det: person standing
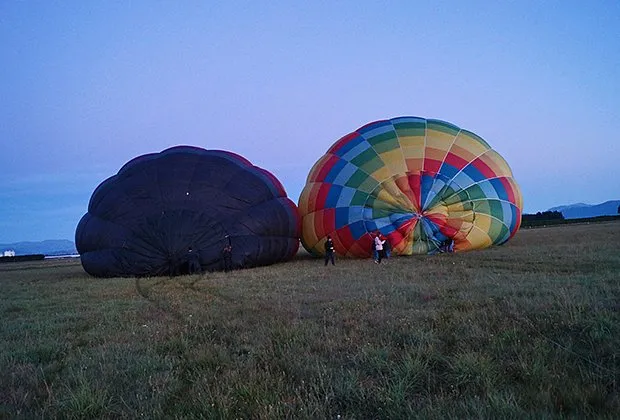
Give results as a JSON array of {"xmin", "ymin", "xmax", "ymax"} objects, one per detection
[
  {"xmin": 186, "ymin": 247, "xmax": 202, "ymax": 274},
  {"xmin": 440, "ymin": 238, "xmax": 454, "ymax": 253},
  {"xmin": 374, "ymin": 234, "xmax": 386, "ymax": 264},
  {"xmin": 324, "ymin": 235, "xmax": 335, "ymax": 266},
  {"xmin": 370, "ymin": 232, "xmax": 378, "ymax": 262},
  {"xmin": 383, "ymin": 236, "xmax": 392, "ymax": 259},
  {"xmin": 222, "ymin": 244, "xmax": 233, "ymax": 272},
  {"xmin": 222, "ymin": 235, "xmax": 233, "ymax": 272}
]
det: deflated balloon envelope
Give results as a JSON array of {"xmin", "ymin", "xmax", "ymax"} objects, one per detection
[
  {"xmin": 76, "ymin": 146, "xmax": 300, "ymax": 277},
  {"xmin": 299, "ymin": 117, "xmax": 523, "ymax": 256}
]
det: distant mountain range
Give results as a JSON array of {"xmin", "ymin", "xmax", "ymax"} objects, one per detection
[
  {"xmin": 548, "ymin": 200, "xmax": 620, "ymax": 219},
  {"xmin": 0, "ymin": 239, "xmax": 77, "ymax": 256}
]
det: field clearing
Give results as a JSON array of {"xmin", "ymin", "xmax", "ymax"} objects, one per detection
[{"xmin": 1, "ymin": 222, "xmax": 619, "ymax": 419}]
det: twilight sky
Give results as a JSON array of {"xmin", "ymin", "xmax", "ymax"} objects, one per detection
[{"xmin": 1, "ymin": 1, "xmax": 619, "ymax": 243}]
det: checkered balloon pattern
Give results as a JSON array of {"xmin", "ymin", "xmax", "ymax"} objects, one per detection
[{"xmin": 298, "ymin": 117, "xmax": 523, "ymax": 257}]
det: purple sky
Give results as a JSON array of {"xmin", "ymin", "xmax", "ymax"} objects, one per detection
[{"xmin": 1, "ymin": 1, "xmax": 619, "ymax": 243}]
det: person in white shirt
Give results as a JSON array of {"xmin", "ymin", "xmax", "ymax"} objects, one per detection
[{"xmin": 374, "ymin": 235, "xmax": 386, "ymax": 264}]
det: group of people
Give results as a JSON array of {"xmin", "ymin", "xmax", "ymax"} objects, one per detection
[
  {"xmin": 183, "ymin": 232, "xmax": 452, "ymax": 273},
  {"xmin": 323, "ymin": 231, "xmax": 392, "ymax": 266},
  {"xmin": 371, "ymin": 231, "xmax": 391, "ymax": 264},
  {"xmin": 177, "ymin": 236, "xmax": 234, "ymax": 275},
  {"xmin": 438, "ymin": 238, "xmax": 455, "ymax": 253}
]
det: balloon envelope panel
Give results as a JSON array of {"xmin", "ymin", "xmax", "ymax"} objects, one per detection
[
  {"xmin": 76, "ymin": 146, "xmax": 300, "ymax": 277},
  {"xmin": 299, "ymin": 117, "xmax": 522, "ymax": 256}
]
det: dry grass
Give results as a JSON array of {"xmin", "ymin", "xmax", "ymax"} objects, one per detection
[{"xmin": 1, "ymin": 222, "xmax": 619, "ymax": 418}]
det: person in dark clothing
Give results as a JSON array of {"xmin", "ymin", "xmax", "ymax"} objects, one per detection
[
  {"xmin": 186, "ymin": 247, "xmax": 202, "ymax": 274},
  {"xmin": 384, "ymin": 237, "xmax": 392, "ymax": 259},
  {"xmin": 324, "ymin": 235, "xmax": 335, "ymax": 266},
  {"xmin": 169, "ymin": 256, "xmax": 181, "ymax": 277},
  {"xmin": 439, "ymin": 238, "xmax": 454, "ymax": 253},
  {"xmin": 222, "ymin": 243, "xmax": 233, "ymax": 272},
  {"xmin": 370, "ymin": 232, "xmax": 378, "ymax": 262}
]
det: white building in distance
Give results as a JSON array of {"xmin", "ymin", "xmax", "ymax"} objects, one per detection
[{"xmin": 3, "ymin": 250, "xmax": 16, "ymax": 257}]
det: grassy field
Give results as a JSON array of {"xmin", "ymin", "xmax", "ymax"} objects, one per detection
[{"xmin": 1, "ymin": 222, "xmax": 619, "ymax": 419}]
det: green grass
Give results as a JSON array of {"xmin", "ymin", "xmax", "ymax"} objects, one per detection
[{"xmin": 1, "ymin": 222, "xmax": 619, "ymax": 419}]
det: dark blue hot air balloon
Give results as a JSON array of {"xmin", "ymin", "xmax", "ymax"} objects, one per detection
[{"xmin": 76, "ymin": 146, "xmax": 300, "ymax": 277}]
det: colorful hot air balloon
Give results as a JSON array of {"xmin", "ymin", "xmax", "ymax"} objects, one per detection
[
  {"xmin": 299, "ymin": 117, "xmax": 523, "ymax": 257},
  {"xmin": 76, "ymin": 146, "xmax": 300, "ymax": 277}
]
